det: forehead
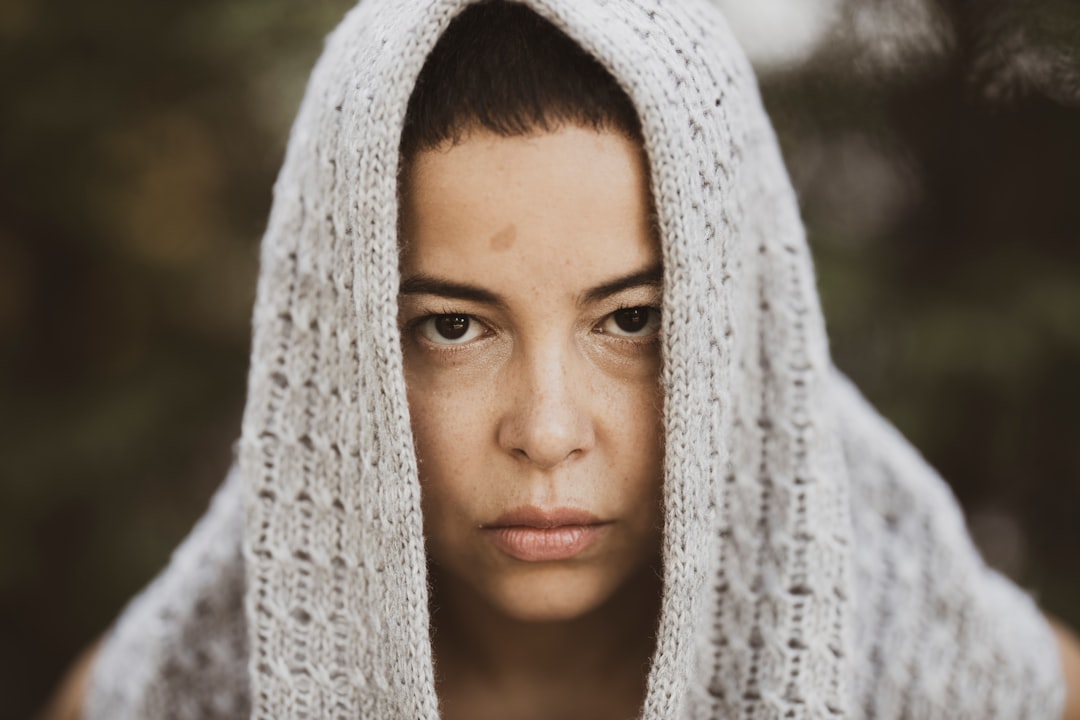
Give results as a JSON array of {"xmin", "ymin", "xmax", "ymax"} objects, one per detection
[{"xmin": 399, "ymin": 125, "xmax": 658, "ymax": 287}]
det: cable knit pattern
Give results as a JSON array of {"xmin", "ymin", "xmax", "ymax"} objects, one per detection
[{"xmin": 85, "ymin": 1, "xmax": 1066, "ymax": 718}]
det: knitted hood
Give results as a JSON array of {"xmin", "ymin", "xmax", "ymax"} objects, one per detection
[{"xmin": 86, "ymin": 1, "xmax": 1065, "ymax": 718}]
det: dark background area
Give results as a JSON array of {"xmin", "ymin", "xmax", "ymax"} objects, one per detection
[{"xmin": 2, "ymin": 1, "xmax": 1077, "ymax": 717}]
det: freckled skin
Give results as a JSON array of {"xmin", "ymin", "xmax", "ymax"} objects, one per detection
[{"xmin": 398, "ymin": 125, "xmax": 664, "ymax": 623}]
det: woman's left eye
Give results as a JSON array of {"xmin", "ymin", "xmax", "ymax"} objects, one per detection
[
  {"xmin": 598, "ymin": 306, "xmax": 661, "ymax": 338},
  {"xmin": 416, "ymin": 314, "xmax": 486, "ymax": 345}
]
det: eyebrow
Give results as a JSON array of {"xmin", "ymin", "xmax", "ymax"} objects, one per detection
[
  {"xmin": 398, "ymin": 262, "xmax": 663, "ymax": 307},
  {"xmin": 398, "ymin": 275, "xmax": 505, "ymax": 307},
  {"xmin": 580, "ymin": 263, "xmax": 663, "ymax": 304}
]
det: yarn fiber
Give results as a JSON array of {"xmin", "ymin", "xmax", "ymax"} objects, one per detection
[{"xmin": 85, "ymin": 0, "xmax": 1066, "ymax": 718}]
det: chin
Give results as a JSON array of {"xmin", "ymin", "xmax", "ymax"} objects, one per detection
[{"xmin": 486, "ymin": 566, "xmax": 618, "ymax": 623}]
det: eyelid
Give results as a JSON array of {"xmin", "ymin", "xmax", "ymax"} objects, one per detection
[
  {"xmin": 411, "ymin": 312, "xmax": 491, "ymax": 347},
  {"xmin": 596, "ymin": 305, "xmax": 662, "ymax": 339},
  {"xmin": 587, "ymin": 284, "xmax": 662, "ymax": 310}
]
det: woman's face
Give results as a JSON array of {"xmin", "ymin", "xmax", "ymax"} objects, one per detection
[{"xmin": 398, "ymin": 125, "xmax": 663, "ymax": 622}]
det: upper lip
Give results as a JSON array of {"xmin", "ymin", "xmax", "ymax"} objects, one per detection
[{"xmin": 485, "ymin": 505, "xmax": 605, "ymax": 529}]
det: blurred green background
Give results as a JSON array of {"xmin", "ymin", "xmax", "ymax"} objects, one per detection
[{"xmin": 1, "ymin": 0, "xmax": 1077, "ymax": 716}]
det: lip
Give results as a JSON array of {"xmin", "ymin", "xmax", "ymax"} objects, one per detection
[{"xmin": 482, "ymin": 506, "xmax": 609, "ymax": 562}]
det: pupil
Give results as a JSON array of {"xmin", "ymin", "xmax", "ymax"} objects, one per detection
[
  {"xmin": 614, "ymin": 307, "xmax": 648, "ymax": 333},
  {"xmin": 436, "ymin": 315, "xmax": 470, "ymax": 340}
]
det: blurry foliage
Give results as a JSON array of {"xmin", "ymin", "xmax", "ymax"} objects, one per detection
[
  {"xmin": 958, "ymin": 0, "xmax": 1080, "ymax": 104},
  {"xmin": 0, "ymin": 1, "xmax": 353, "ymax": 715},
  {"xmin": 764, "ymin": 0, "xmax": 1080, "ymax": 622},
  {"xmin": 1, "ymin": 0, "xmax": 1077, "ymax": 717}
]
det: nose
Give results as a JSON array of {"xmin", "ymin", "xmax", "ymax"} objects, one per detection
[{"xmin": 497, "ymin": 342, "xmax": 596, "ymax": 469}]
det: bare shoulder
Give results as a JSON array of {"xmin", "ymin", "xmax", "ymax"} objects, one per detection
[
  {"xmin": 1050, "ymin": 616, "xmax": 1080, "ymax": 720},
  {"xmin": 38, "ymin": 642, "xmax": 100, "ymax": 720}
]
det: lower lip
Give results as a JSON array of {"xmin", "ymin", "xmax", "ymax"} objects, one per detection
[{"xmin": 485, "ymin": 525, "xmax": 607, "ymax": 562}]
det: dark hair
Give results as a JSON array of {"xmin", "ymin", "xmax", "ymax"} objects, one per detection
[{"xmin": 399, "ymin": 1, "xmax": 643, "ymax": 164}]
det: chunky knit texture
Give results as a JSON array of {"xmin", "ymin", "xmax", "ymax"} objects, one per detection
[{"xmin": 85, "ymin": 0, "xmax": 1066, "ymax": 718}]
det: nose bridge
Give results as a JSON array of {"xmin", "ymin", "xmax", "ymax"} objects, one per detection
[{"xmin": 498, "ymin": 335, "xmax": 594, "ymax": 468}]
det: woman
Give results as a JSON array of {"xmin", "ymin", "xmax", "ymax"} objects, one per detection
[{"xmin": 60, "ymin": 1, "xmax": 1080, "ymax": 718}]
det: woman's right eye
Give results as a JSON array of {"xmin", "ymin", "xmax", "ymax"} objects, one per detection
[{"xmin": 416, "ymin": 314, "xmax": 485, "ymax": 345}]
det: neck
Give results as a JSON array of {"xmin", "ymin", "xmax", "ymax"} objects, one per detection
[{"xmin": 429, "ymin": 561, "xmax": 662, "ymax": 713}]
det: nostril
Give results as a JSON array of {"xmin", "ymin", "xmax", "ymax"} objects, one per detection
[{"xmin": 510, "ymin": 445, "xmax": 584, "ymax": 464}]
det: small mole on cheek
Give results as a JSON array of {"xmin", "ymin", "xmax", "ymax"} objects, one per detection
[{"xmin": 489, "ymin": 223, "xmax": 517, "ymax": 251}]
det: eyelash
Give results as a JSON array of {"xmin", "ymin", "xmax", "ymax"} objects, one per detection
[
  {"xmin": 595, "ymin": 304, "xmax": 662, "ymax": 340},
  {"xmin": 412, "ymin": 312, "xmax": 492, "ymax": 348},
  {"xmin": 406, "ymin": 305, "xmax": 662, "ymax": 350}
]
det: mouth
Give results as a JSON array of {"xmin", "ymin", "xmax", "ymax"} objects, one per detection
[{"xmin": 482, "ymin": 506, "xmax": 610, "ymax": 562}]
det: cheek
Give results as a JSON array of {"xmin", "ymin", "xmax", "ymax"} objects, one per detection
[
  {"xmin": 405, "ymin": 372, "xmax": 495, "ymax": 530},
  {"xmin": 402, "ymin": 340, "xmax": 508, "ymax": 475},
  {"xmin": 631, "ymin": 393, "xmax": 665, "ymax": 510},
  {"xmin": 605, "ymin": 375, "xmax": 663, "ymax": 463},
  {"xmin": 594, "ymin": 375, "xmax": 665, "ymax": 525},
  {"xmin": 406, "ymin": 350, "xmax": 466, "ymax": 451}
]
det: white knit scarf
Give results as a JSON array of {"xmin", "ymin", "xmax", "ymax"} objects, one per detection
[{"xmin": 85, "ymin": 1, "xmax": 1065, "ymax": 718}]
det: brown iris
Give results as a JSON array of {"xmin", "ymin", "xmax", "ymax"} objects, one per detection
[
  {"xmin": 612, "ymin": 307, "xmax": 649, "ymax": 334},
  {"xmin": 434, "ymin": 314, "xmax": 471, "ymax": 340}
]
